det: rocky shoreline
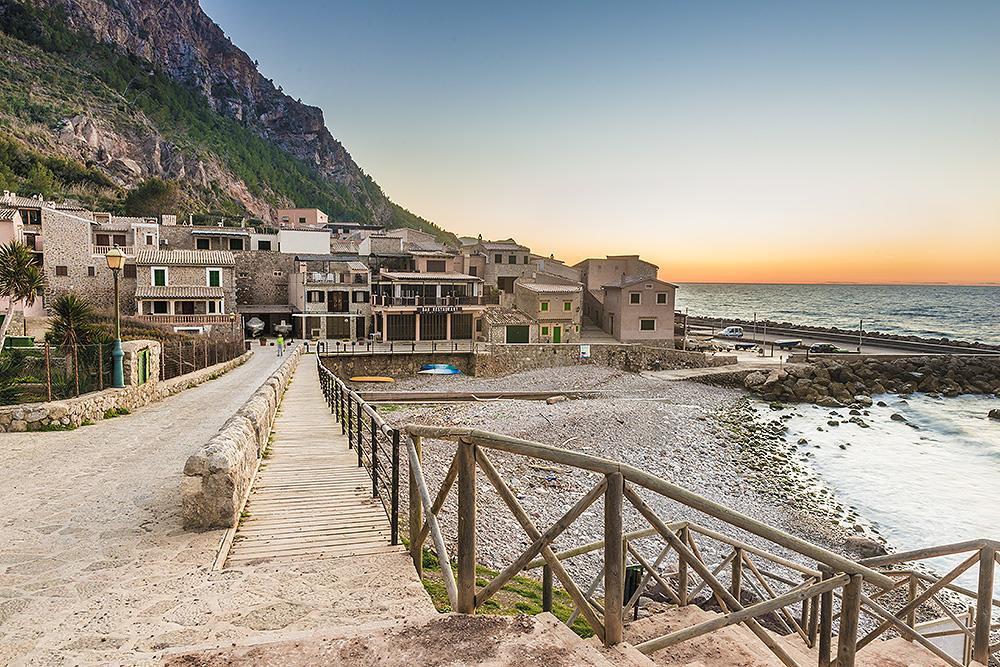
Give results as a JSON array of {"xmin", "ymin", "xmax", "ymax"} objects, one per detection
[{"xmin": 745, "ymin": 354, "xmax": 1000, "ymax": 407}]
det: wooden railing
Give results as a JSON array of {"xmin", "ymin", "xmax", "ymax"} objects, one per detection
[
  {"xmin": 401, "ymin": 424, "xmax": 999, "ymax": 667},
  {"xmin": 317, "ymin": 360, "xmax": 400, "ymax": 545}
]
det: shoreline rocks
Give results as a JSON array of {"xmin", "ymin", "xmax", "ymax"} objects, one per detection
[{"xmin": 748, "ymin": 355, "xmax": 1000, "ymax": 405}]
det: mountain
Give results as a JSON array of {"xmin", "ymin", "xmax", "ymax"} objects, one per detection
[{"xmin": 0, "ymin": 0, "xmax": 454, "ymax": 241}]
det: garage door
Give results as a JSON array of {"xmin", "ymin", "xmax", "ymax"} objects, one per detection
[{"xmin": 505, "ymin": 325, "xmax": 529, "ymax": 343}]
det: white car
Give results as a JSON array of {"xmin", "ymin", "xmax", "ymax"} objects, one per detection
[{"xmin": 718, "ymin": 326, "xmax": 744, "ymax": 339}]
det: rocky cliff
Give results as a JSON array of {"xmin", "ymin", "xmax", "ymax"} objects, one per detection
[{"xmin": 0, "ymin": 0, "xmax": 451, "ymax": 238}]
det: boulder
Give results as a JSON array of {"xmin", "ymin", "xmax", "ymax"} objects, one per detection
[
  {"xmin": 545, "ymin": 395, "xmax": 568, "ymax": 405},
  {"xmin": 989, "ymin": 408, "xmax": 1000, "ymax": 421},
  {"xmin": 816, "ymin": 397, "xmax": 843, "ymax": 408},
  {"xmin": 852, "ymin": 395, "xmax": 873, "ymax": 408},
  {"xmin": 743, "ymin": 371, "xmax": 768, "ymax": 388}
]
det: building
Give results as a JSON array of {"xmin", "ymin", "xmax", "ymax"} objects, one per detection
[
  {"xmin": 371, "ymin": 270, "xmax": 496, "ymax": 342},
  {"xmin": 468, "ymin": 238, "xmax": 533, "ymax": 304},
  {"xmin": 134, "ymin": 250, "xmax": 236, "ymax": 334},
  {"xmin": 574, "ymin": 255, "xmax": 659, "ymax": 327},
  {"xmin": 531, "ymin": 254, "xmax": 582, "ymax": 283},
  {"xmin": 599, "ymin": 276, "xmax": 677, "ymax": 343},
  {"xmin": 513, "ymin": 278, "xmax": 583, "ymax": 344},
  {"xmin": 288, "ymin": 255, "xmax": 371, "ymax": 340},
  {"xmin": 277, "ymin": 208, "xmax": 328, "ymax": 228},
  {"xmin": 481, "ymin": 306, "xmax": 539, "ymax": 344}
]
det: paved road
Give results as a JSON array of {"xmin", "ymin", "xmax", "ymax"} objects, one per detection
[{"xmin": 0, "ymin": 348, "xmax": 429, "ymax": 665}]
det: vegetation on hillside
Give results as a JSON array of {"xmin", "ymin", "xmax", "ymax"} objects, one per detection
[{"xmin": 0, "ymin": 1, "xmax": 457, "ymax": 243}]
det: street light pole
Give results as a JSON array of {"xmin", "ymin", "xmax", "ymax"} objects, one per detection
[{"xmin": 106, "ymin": 247, "xmax": 126, "ymax": 388}]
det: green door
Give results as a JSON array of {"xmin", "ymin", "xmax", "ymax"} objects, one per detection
[
  {"xmin": 137, "ymin": 349, "xmax": 150, "ymax": 385},
  {"xmin": 553, "ymin": 326, "xmax": 562, "ymax": 343}
]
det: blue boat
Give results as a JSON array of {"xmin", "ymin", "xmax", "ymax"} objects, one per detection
[{"xmin": 418, "ymin": 363, "xmax": 462, "ymax": 375}]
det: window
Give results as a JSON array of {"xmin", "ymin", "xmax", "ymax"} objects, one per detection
[
  {"xmin": 494, "ymin": 254, "xmax": 502, "ymax": 263},
  {"xmin": 145, "ymin": 234, "xmax": 155, "ymax": 246},
  {"xmin": 563, "ymin": 301, "xmax": 572, "ymax": 311},
  {"xmin": 299, "ymin": 216, "xmax": 306, "ymax": 224},
  {"xmin": 87, "ymin": 266, "xmax": 96, "ymax": 277},
  {"xmin": 273, "ymin": 270, "xmax": 284, "ymax": 277},
  {"xmin": 640, "ymin": 319, "xmax": 656, "ymax": 331},
  {"xmin": 523, "ymin": 256, "xmax": 529, "ymax": 264},
  {"xmin": 540, "ymin": 301, "xmax": 549, "ymax": 312},
  {"xmin": 124, "ymin": 264, "xmax": 136, "ymax": 279},
  {"xmin": 152, "ymin": 301, "xmax": 169, "ymax": 314},
  {"xmin": 656, "ymin": 292, "xmax": 668, "ymax": 305},
  {"xmin": 238, "ymin": 271, "xmax": 250, "ymax": 279},
  {"xmin": 229, "ymin": 238, "xmax": 244, "ymax": 251},
  {"xmin": 152, "ymin": 267, "xmax": 167, "ymax": 286},
  {"xmin": 55, "ymin": 265, "xmax": 68, "ymax": 276},
  {"xmin": 469, "ymin": 266, "xmax": 477, "ymax": 277},
  {"xmin": 196, "ymin": 238, "xmax": 210, "ymax": 250},
  {"xmin": 207, "ymin": 301, "xmax": 217, "ymax": 314},
  {"xmin": 629, "ymin": 292, "xmax": 641, "ymax": 305},
  {"xmin": 426, "ymin": 260, "xmax": 447, "ymax": 272},
  {"xmin": 541, "ymin": 326, "xmax": 549, "ymax": 336},
  {"xmin": 508, "ymin": 255, "xmax": 517, "ymax": 264},
  {"xmin": 95, "ymin": 233, "xmax": 110, "ymax": 246},
  {"xmin": 207, "ymin": 268, "xmax": 222, "ymax": 287},
  {"xmin": 112, "ymin": 234, "xmax": 127, "ymax": 246},
  {"xmin": 307, "ymin": 290, "xmax": 325, "ymax": 303},
  {"xmin": 258, "ymin": 240, "xmax": 272, "ymax": 251},
  {"xmin": 352, "ymin": 290, "xmax": 369, "ymax": 303}
]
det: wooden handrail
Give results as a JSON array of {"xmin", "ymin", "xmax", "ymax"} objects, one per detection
[{"xmin": 405, "ymin": 424, "xmax": 894, "ymax": 590}]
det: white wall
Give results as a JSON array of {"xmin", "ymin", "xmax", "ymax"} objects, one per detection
[{"xmin": 277, "ymin": 229, "xmax": 330, "ymax": 255}]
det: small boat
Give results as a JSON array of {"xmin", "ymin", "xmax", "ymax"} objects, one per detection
[
  {"xmin": 774, "ymin": 339, "xmax": 802, "ymax": 350},
  {"xmin": 418, "ymin": 364, "xmax": 462, "ymax": 375},
  {"xmin": 350, "ymin": 376, "xmax": 394, "ymax": 383}
]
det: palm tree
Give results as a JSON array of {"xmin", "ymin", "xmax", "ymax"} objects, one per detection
[
  {"xmin": 47, "ymin": 294, "xmax": 100, "ymax": 349},
  {"xmin": 0, "ymin": 241, "xmax": 44, "ymax": 351}
]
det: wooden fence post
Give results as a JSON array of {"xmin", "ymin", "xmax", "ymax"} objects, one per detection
[
  {"xmin": 819, "ymin": 570, "xmax": 833, "ymax": 667},
  {"xmin": 456, "ymin": 440, "xmax": 477, "ymax": 614},
  {"xmin": 391, "ymin": 429, "xmax": 400, "ymax": 546},
  {"xmin": 732, "ymin": 547, "xmax": 743, "ymax": 601},
  {"xmin": 370, "ymin": 415, "xmax": 378, "ymax": 498},
  {"xmin": 44, "ymin": 342, "xmax": 52, "ymax": 401},
  {"xmin": 836, "ymin": 574, "xmax": 862, "ymax": 667},
  {"xmin": 678, "ymin": 526, "xmax": 689, "ymax": 605},
  {"xmin": 542, "ymin": 565, "xmax": 553, "ymax": 612},
  {"xmin": 974, "ymin": 545, "xmax": 995, "ymax": 664},
  {"xmin": 356, "ymin": 398, "xmax": 363, "ymax": 467},
  {"xmin": 409, "ymin": 435, "xmax": 423, "ymax": 577},
  {"xmin": 604, "ymin": 472, "xmax": 625, "ymax": 645}
]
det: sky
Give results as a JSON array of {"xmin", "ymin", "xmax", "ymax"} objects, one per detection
[{"xmin": 201, "ymin": 0, "xmax": 1000, "ymax": 284}]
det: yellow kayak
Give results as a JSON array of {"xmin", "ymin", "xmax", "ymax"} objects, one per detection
[{"xmin": 349, "ymin": 376, "xmax": 394, "ymax": 383}]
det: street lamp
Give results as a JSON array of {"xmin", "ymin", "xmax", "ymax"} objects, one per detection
[{"xmin": 105, "ymin": 247, "xmax": 126, "ymax": 388}]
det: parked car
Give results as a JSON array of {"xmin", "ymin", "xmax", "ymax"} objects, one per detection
[
  {"xmin": 808, "ymin": 343, "xmax": 842, "ymax": 354},
  {"xmin": 717, "ymin": 326, "xmax": 744, "ymax": 339}
]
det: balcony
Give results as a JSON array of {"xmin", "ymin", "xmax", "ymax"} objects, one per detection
[
  {"xmin": 373, "ymin": 295, "xmax": 499, "ymax": 307},
  {"xmin": 305, "ymin": 272, "xmax": 369, "ymax": 285},
  {"xmin": 93, "ymin": 245, "xmax": 136, "ymax": 257},
  {"xmin": 134, "ymin": 314, "xmax": 233, "ymax": 324}
]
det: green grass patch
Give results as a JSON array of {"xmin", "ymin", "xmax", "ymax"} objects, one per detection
[
  {"xmin": 102, "ymin": 406, "xmax": 130, "ymax": 419},
  {"xmin": 34, "ymin": 421, "xmax": 76, "ymax": 431},
  {"xmin": 415, "ymin": 547, "xmax": 593, "ymax": 638}
]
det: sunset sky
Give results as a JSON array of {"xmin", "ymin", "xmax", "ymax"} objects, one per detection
[{"xmin": 202, "ymin": 1, "xmax": 1000, "ymax": 284}]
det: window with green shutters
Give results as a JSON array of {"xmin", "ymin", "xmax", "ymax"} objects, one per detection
[
  {"xmin": 540, "ymin": 301, "xmax": 549, "ymax": 312},
  {"xmin": 153, "ymin": 268, "xmax": 167, "ymax": 286},
  {"xmin": 207, "ymin": 268, "xmax": 221, "ymax": 287}
]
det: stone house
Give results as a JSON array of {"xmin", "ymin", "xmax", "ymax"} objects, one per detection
[
  {"xmin": 134, "ymin": 250, "xmax": 236, "ymax": 334},
  {"xmin": 277, "ymin": 207, "xmax": 328, "ymax": 228},
  {"xmin": 371, "ymin": 270, "xmax": 496, "ymax": 342},
  {"xmin": 574, "ymin": 255, "xmax": 659, "ymax": 330},
  {"xmin": 600, "ymin": 276, "xmax": 677, "ymax": 344},
  {"xmin": 468, "ymin": 238, "xmax": 533, "ymax": 304},
  {"xmin": 481, "ymin": 306, "xmax": 539, "ymax": 344},
  {"xmin": 513, "ymin": 277, "xmax": 583, "ymax": 344},
  {"xmin": 287, "ymin": 255, "xmax": 371, "ymax": 340}
]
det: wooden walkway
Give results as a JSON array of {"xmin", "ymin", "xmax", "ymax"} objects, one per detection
[{"xmin": 226, "ymin": 359, "xmax": 399, "ymax": 566}]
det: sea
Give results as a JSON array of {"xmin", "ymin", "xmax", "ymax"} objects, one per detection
[
  {"xmin": 704, "ymin": 283, "xmax": 1000, "ymax": 585},
  {"xmin": 675, "ymin": 283, "xmax": 1000, "ymax": 347}
]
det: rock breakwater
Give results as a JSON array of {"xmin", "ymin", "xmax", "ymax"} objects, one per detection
[{"xmin": 745, "ymin": 355, "xmax": 1000, "ymax": 407}]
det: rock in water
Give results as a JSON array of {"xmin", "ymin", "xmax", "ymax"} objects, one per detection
[{"xmin": 989, "ymin": 408, "xmax": 1000, "ymax": 421}]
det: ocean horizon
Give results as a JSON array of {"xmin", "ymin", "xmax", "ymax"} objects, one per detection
[{"xmin": 674, "ymin": 282, "xmax": 1000, "ymax": 346}]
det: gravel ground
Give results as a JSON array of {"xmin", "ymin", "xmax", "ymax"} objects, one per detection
[{"xmin": 380, "ymin": 365, "xmax": 855, "ymax": 590}]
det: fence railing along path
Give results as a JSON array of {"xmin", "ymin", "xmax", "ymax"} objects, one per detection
[
  {"xmin": 225, "ymin": 360, "xmax": 398, "ymax": 565},
  {"xmin": 313, "ymin": 362, "xmax": 999, "ymax": 667}
]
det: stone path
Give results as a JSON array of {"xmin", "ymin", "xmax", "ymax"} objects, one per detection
[
  {"xmin": 0, "ymin": 349, "xmax": 432, "ymax": 666},
  {"xmin": 227, "ymin": 361, "xmax": 399, "ymax": 565}
]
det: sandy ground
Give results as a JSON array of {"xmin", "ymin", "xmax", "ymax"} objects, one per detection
[{"xmin": 0, "ymin": 350, "xmax": 431, "ymax": 666}]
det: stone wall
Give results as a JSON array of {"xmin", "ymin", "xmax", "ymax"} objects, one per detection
[
  {"xmin": 320, "ymin": 352, "xmax": 474, "ymax": 378},
  {"xmin": 0, "ymin": 340, "xmax": 250, "ymax": 432},
  {"xmin": 234, "ymin": 251, "xmax": 294, "ymax": 306},
  {"xmin": 181, "ymin": 346, "xmax": 302, "ymax": 530},
  {"xmin": 472, "ymin": 343, "xmax": 733, "ymax": 377}
]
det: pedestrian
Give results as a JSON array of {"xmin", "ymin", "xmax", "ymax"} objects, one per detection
[{"xmin": 276, "ymin": 334, "xmax": 284, "ymax": 356}]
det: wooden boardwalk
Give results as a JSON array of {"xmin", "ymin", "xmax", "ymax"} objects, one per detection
[{"xmin": 226, "ymin": 359, "xmax": 399, "ymax": 566}]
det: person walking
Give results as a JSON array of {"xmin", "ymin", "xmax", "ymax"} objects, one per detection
[{"xmin": 276, "ymin": 335, "xmax": 284, "ymax": 356}]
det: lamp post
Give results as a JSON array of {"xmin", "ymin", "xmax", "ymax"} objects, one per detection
[{"xmin": 105, "ymin": 247, "xmax": 126, "ymax": 388}]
